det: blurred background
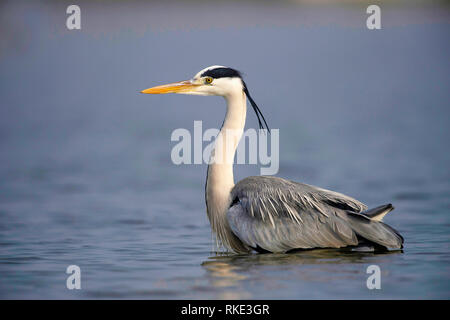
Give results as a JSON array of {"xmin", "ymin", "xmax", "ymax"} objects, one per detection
[{"xmin": 0, "ymin": 0, "xmax": 449, "ymax": 299}]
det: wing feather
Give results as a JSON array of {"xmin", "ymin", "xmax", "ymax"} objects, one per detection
[{"xmin": 227, "ymin": 176, "xmax": 367, "ymax": 252}]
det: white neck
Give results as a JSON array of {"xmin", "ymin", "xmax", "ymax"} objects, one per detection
[{"xmin": 205, "ymin": 90, "xmax": 248, "ymax": 252}]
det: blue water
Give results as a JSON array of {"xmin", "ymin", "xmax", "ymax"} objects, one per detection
[{"xmin": 0, "ymin": 1, "xmax": 449, "ymax": 299}]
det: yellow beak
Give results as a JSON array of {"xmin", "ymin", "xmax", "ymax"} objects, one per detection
[{"xmin": 141, "ymin": 80, "xmax": 199, "ymax": 94}]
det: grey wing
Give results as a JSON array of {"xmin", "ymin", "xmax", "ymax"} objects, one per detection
[{"xmin": 227, "ymin": 176, "xmax": 402, "ymax": 253}]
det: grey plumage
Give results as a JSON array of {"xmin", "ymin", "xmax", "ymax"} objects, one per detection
[{"xmin": 226, "ymin": 176, "xmax": 403, "ymax": 253}]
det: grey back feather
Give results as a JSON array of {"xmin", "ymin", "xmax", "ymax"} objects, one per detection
[{"xmin": 227, "ymin": 176, "xmax": 403, "ymax": 253}]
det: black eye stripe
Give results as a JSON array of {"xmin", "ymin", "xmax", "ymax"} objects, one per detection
[{"xmin": 200, "ymin": 67, "xmax": 242, "ymax": 79}]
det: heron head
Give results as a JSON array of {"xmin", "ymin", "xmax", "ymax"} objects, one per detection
[
  {"xmin": 141, "ymin": 65, "xmax": 244, "ymax": 97},
  {"xmin": 141, "ymin": 65, "xmax": 269, "ymax": 131}
]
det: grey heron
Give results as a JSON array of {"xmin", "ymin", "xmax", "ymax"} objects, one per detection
[{"xmin": 141, "ymin": 65, "xmax": 404, "ymax": 254}]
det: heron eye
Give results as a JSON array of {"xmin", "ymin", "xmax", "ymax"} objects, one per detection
[{"xmin": 204, "ymin": 77, "xmax": 213, "ymax": 84}]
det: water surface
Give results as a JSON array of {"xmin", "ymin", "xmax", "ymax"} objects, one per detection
[{"xmin": 0, "ymin": 1, "xmax": 449, "ymax": 299}]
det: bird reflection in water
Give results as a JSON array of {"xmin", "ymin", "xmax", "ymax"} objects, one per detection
[{"xmin": 201, "ymin": 249, "xmax": 402, "ymax": 298}]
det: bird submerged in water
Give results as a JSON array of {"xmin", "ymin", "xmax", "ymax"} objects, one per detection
[{"xmin": 141, "ymin": 65, "xmax": 404, "ymax": 254}]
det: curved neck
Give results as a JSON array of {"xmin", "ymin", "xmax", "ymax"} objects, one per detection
[
  {"xmin": 209, "ymin": 91, "xmax": 247, "ymax": 183},
  {"xmin": 205, "ymin": 90, "xmax": 248, "ymax": 252}
]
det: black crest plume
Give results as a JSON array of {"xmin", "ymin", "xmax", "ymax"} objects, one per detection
[{"xmin": 242, "ymin": 80, "xmax": 270, "ymax": 133}]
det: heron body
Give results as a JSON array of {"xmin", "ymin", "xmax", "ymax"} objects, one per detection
[{"xmin": 141, "ymin": 65, "xmax": 404, "ymax": 254}]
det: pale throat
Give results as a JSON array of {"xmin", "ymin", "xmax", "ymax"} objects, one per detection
[{"xmin": 205, "ymin": 90, "xmax": 247, "ymax": 226}]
